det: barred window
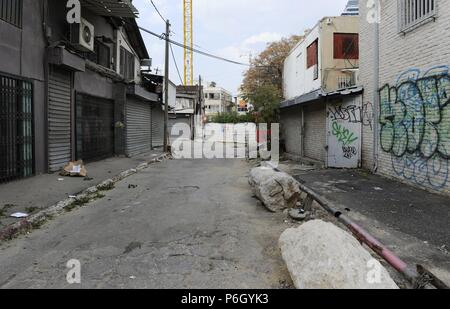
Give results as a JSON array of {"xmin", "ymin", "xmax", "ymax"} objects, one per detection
[
  {"xmin": 398, "ymin": 0, "xmax": 437, "ymax": 32},
  {"xmin": 0, "ymin": 0, "xmax": 23, "ymax": 28}
]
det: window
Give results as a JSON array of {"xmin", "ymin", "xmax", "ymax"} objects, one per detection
[
  {"xmin": 86, "ymin": 41, "xmax": 111, "ymax": 69},
  {"xmin": 398, "ymin": 0, "xmax": 436, "ymax": 32},
  {"xmin": 333, "ymin": 33, "xmax": 359, "ymax": 59},
  {"xmin": 95, "ymin": 41, "xmax": 111, "ymax": 69},
  {"xmin": 306, "ymin": 40, "xmax": 318, "ymax": 69},
  {"xmin": 0, "ymin": 0, "xmax": 23, "ymax": 28},
  {"xmin": 120, "ymin": 47, "xmax": 135, "ymax": 80}
]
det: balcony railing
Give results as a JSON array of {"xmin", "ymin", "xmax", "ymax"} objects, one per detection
[{"xmin": 337, "ymin": 75, "xmax": 356, "ymax": 90}]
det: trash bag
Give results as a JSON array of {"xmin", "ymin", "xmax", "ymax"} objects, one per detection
[{"xmin": 60, "ymin": 160, "xmax": 87, "ymax": 177}]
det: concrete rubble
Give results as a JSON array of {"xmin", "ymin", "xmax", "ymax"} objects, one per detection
[
  {"xmin": 279, "ymin": 220, "xmax": 399, "ymax": 289},
  {"xmin": 248, "ymin": 167, "xmax": 302, "ymax": 212}
]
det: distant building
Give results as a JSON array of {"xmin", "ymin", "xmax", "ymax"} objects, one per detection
[
  {"xmin": 170, "ymin": 85, "xmax": 204, "ymax": 140},
  {"xmin": 342, "ymin": 0, "xmax": 359, "ymax": 16},
  {"xmin": 235, "ymin": 95, "xmax": 253, "ymax": 115},
  {"xmin": 203, "ymin": 83, "xmax": 234, "ymax": 116}
]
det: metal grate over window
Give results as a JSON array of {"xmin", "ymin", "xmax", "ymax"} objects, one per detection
[
  {"xmin": 0, "ymin": 0, "xmax": 23, "ymax": 28},
  {"xmin": 398, "ymin": 0, "xmax": 437, "ymax": 33},
  {"xmin": 0, "ymin": 74, "xmax": 34, "ymax": 183}
]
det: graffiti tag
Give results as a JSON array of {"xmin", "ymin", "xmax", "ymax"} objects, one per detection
[
  {"xmin": 328, "ymin": 103, "xmax": 373, "ymax": 130},
  {"xmin": 342, "ymin": 146, "xmax": 358, "ymax": 159},
  {"xmin": 332, "ymin": 121, "xmax": 359, "ymax": 146}
]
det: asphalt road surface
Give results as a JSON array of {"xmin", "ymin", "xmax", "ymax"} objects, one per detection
[{"xmin": 0, "ymin": 159, "xmax": 292, "ymax": 289}]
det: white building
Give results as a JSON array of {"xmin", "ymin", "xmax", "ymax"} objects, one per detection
[
  {"xmin": 280, "ymin": 16, "xmax": 362, "ymax": 169},
  {"xmin": 204, "ymin": 82, "xmax": 234, "ymax": 116},
  {"xmin": 342, "ymin": 0, "xmax": 359, "ymax": 16}
]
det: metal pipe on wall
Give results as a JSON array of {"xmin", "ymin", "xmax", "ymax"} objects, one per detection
[{"xmin": 372, "ymin": 0, "xmax": 380, "ymax": 172}]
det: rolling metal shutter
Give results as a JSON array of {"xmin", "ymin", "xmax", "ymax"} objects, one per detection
[
  {"xmin": 169, "ymin": 115, "xmax": 191, "ymax": 140},
  {"xmin": 280, "ymin": 106, "xmax": 302, "ymax": 156},
  {"xmin": 151, "ymin": 105, "xmax": 165, "ymax": 148},
  {"xmin": 304, "ymin": 103, "xmax": 326, "ymax": 163},
  {"xmin": 126, "ymin": 98, "xmax": 151, "ymax": 157},
  {"xmin": 48, "ymin": 67, "xmax": 72, "ymax": 172}
]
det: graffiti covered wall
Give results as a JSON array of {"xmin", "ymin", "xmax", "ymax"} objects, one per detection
[{"xmin": 379, "ymin": 66, "xmax": 450, "ymax": 192}]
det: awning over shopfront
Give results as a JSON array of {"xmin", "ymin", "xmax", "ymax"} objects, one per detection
[
  {"xmin": 280, "ymin": 86, "xmax": 363, "ymax": 109},
  {"xmin": 80, "ymin": 0, "xmax": 139, "ymax": 17}
]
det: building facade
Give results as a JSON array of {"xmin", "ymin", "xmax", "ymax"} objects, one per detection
[
  {"xmin": 203, "ymin": 83, "xmax": 233, "ymax": 116},
  {"xmin": 0, "ymin": 0, "xmax": 160, "ymax": 183},
  {"xmin": 342, "ymin": 0, "xmax": 359, "ymax": 16},
  {"xmin": 280, "ymin": 15, "xmax": 362, "ymax": 168},
  {"xmin": 359, "ymin": 0, "xmax": 450, "ymax": 196},
  {"xmin": 171, "ymin": 85, "xmax": 204, "ymax": 141}
]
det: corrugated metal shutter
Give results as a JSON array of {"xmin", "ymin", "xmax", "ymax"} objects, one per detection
[
  {"xmin": 280, "ymin": 106, "xmax": 302, "ymax": 156},
  {"xmin": 304, "ymin": 103, "xmax": 326, "ymax": 162},
  {"xmin": 169, "ymin": 115, "xmax": 191, "ymax": 140},
  {"xmin": 48, "ymin": 66, "xmax": 72, "ymax": 172},
  {"xmin": 151, "ymin": 105, "xmax": 165, "ymax": 148},
  {"xmin": 126, "ymin": 98, "xmax": 151, "ymax": 157}
]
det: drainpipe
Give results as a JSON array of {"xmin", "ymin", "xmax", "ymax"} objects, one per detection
[
  {"xmin": 42, "ymin": 0, "xmax": 50, "ymax": 173},
  {"xmin": 372, "ymin": 1, "xmax": 380, "ymax": 172}
]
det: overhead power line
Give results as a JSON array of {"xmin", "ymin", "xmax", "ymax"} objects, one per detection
[
  {"xmin": 137, "ymin": 25, "xmax": 252, "ymax": 67},
  {"xmin": 170, "ymin": 43, "xmax": 184, "ymax": 85},
  {"xmin": 150, "ymin": 0, "xmax": 167, "ymax": 23}
]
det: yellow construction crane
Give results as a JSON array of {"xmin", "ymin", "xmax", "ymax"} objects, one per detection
[{"xmin": 183, "ymin": 0, "xmax": 193, "ymax": 85}]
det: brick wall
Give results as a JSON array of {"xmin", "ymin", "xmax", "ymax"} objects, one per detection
[
  {"xmin": 361, "ymin": 0, "xmax": 450, "ymax": 196},
  {"xmin": 359, "ymin": 2, "xmax": 376, "ymax": 170}
]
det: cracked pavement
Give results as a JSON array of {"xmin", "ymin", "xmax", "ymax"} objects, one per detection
[{"xmin": 0, "ymin": 159, "xmax": 293, "ymax": 289}]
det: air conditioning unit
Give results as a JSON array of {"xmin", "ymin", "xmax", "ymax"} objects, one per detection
[{"xmin": 71, "ymin": 18, "xmax": 95, "ymax": 52}]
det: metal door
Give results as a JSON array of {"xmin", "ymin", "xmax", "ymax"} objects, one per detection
[
  {"xmin": 327, "ymin": 96, "xmax": 362, "ymax": 168},
  {"xmin": 76, "ymin": 93, "xmax": 114, "ymax": 162}
]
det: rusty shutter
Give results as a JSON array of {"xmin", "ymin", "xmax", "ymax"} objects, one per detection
[
  {"xmin": 334, "ymin": 33, "xmax": 359, "ymax": 59},
  {"xmin": 307, "ymin": 40, "xmax": 318, "ymax": 69}
]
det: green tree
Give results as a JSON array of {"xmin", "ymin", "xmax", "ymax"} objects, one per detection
[
  {"xmin": 249, "ymin": 84, "xmax": 282, "ymax": 124},
  {"xmin": 240, "ymin": 35, "xmax": 303, "ymax": 98},
  {"xmin": 240, "ymin": 35, "xmax": 302, "ymax": 124}
]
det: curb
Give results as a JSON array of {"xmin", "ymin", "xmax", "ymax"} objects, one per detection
[{"xmin": 0, "ymin": 153, "xmax": 172, "ymax": 243}]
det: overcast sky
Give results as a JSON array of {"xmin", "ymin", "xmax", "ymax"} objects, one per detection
[{"xmin": 133, "ymin": 0, "xmax": 350, "ymax": 95}]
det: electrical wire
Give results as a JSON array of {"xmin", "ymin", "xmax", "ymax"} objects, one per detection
[
  {"xmin": 170, "ymin": 43, "xmax": 184, "ymax": 85},
  {"xmin": 150, "ymin": 0, "xmax": 167, "ymax": 23},
  {"xmin": 137, "ymin": 25, "xmax": 257, "ymax": 67}
]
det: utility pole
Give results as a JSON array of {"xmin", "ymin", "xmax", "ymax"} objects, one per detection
[{"xmin": 164, "ymin": 20, "xmax": 170, "ymax": 153}]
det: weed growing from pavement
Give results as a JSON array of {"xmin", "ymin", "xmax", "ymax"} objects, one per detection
[
  {"xmin": 97, "ymin": 182, "xmax": 115, "ymax": 191},
  {"xmin": 0, "ymin": 204, "xmax": 15, "ymax": 217},
  {"xmin": 25, "ymin": 207, "xmax": 39, "ymax": 214}
]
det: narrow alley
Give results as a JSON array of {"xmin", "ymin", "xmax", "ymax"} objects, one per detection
[{"xmin": 0, "ymin": 159, "xmax": 292, "ymax": 289}]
